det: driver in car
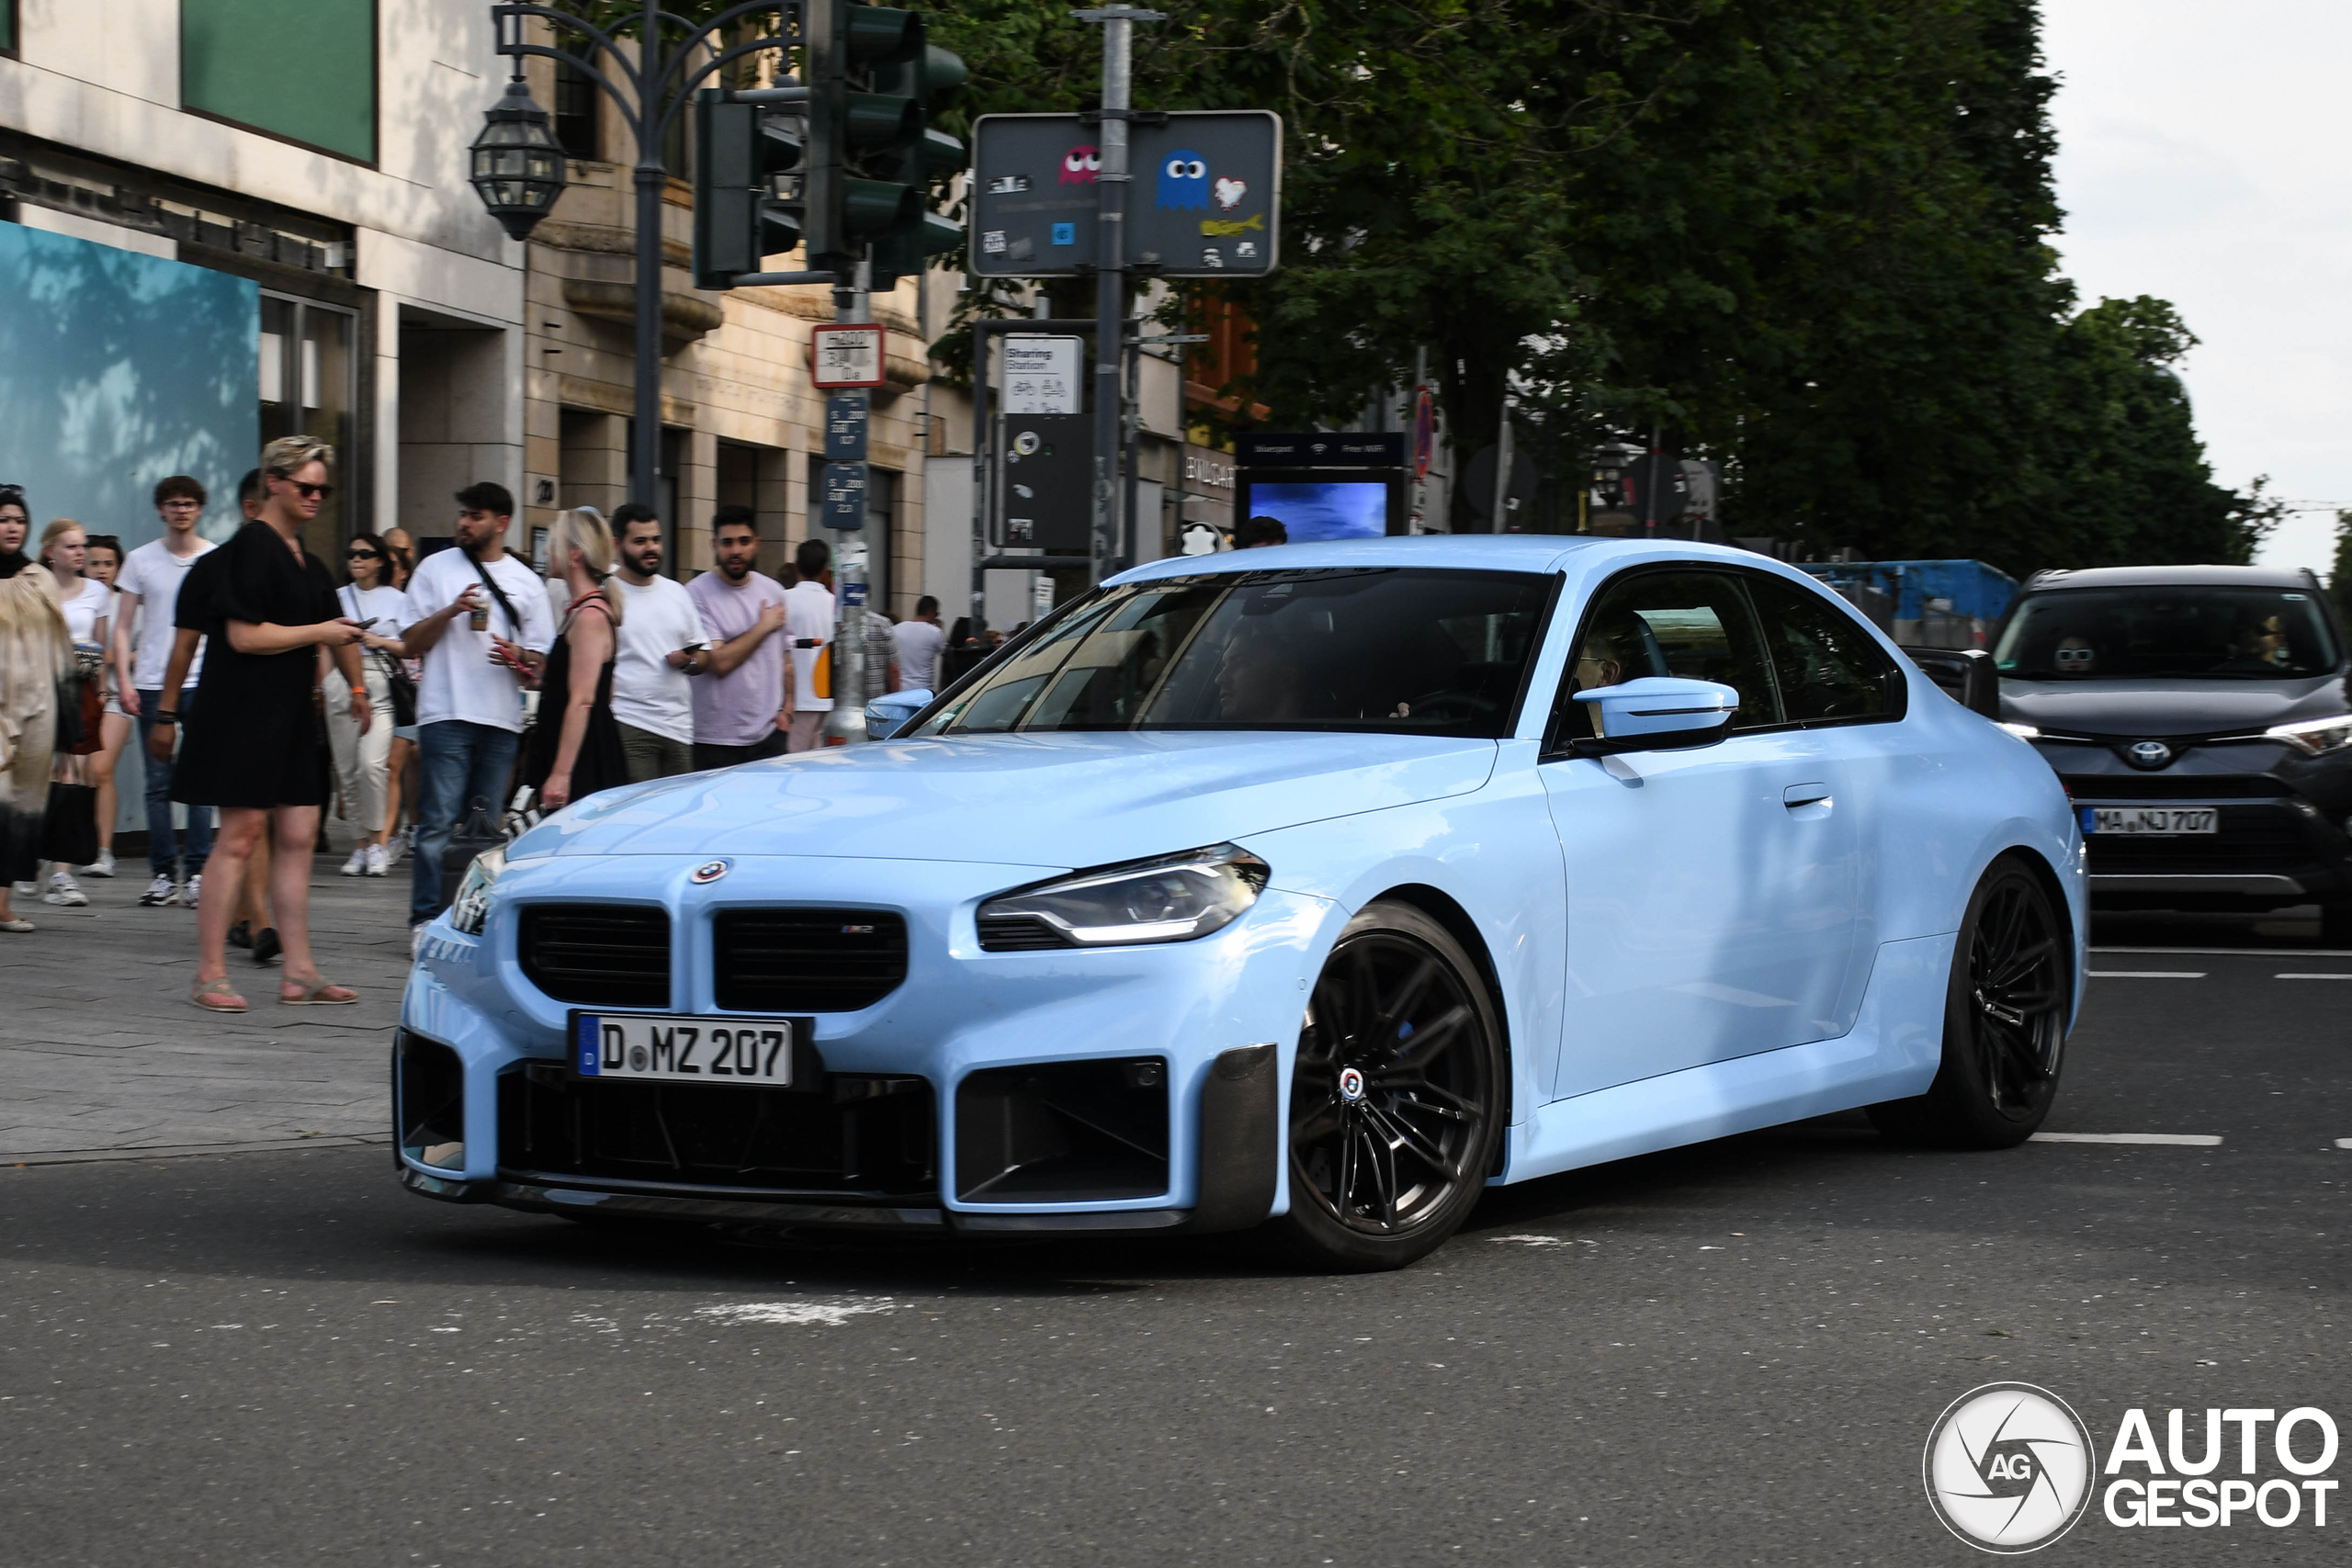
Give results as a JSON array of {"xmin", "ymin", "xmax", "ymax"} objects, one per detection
[
  {"xmin": 1215, "ymin": 621, "xmax": 1317, "ymax": 724},
  {"xmin": 2052, "ymin": 635, "xmax": 2098, "ymax": 676}
]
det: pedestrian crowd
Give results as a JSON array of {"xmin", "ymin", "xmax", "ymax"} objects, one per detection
[{"xmin": 0, "ymin": 459, "xmax": 974, "ymax": 994}]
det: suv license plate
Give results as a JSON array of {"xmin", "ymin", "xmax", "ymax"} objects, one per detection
[
  {"xmin": 2088, "ymin": 807, "xmax": 2218, "ymax": 837},
  {"xmin": 571, "ymin": 1012, "xmax": 805, "ymax": 1086}
]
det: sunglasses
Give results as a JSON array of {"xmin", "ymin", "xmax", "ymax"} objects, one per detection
[
  {"xmin": 0, "ymin": 483, "xmax": 22, "ymax": 503},
  {"xmin": 2054, "ymin": 647, "xmax": 2095, "ymax": 665},
  {"xmin": 287, "ymin": 480, "xmax": 334, "ymax": 501},
  {"xmin": 346, "ymin": 547, "xmax": 381, "ymax": 559}
]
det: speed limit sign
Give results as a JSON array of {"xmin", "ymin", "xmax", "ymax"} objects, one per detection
[{"xmin": 810, "ymin": 323, "xmax": 886, "ymax": 389}]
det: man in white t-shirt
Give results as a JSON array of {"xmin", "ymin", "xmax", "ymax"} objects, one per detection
[
  {"xmin": 605, "ymin": 503, "xmax": 717, "ymax": 782},
  {"xmin": 892, "ymin": 595, "xmax": 946, "ymax": 693},
  {"xmin": 113, "ymin": 475, "xmax": 219, "ymax": 904},
  {"xmin": 398, "ymin": 481, "xmax": 555, "ymax": 935},
  {"xmin": 783, "ymin": 537, "xmax": 837, "ymax": 752}
]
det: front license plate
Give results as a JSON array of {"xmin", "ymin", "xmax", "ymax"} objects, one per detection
[
  {"xmin": 571, "ymin": 1012, "xmax": 807, "ymax": 1087},
  {"xmin": 2088, "ymin": 807, "xmax": 2218, "ymax": 837}
]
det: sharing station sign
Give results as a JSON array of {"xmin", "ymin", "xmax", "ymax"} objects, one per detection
[{"xmin": 968, "ymin": 110, "xmax": 1282, "ymax": 278}]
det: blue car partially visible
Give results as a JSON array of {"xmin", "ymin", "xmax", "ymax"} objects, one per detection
[{"xmin": 398, "ymin": 536, "xmax": 2084, "ymax": 1270}]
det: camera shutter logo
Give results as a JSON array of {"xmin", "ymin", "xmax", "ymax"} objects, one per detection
[{"xmin": 1922, "ymin": 1382, "xmax": 2094, "ymax": 1553}]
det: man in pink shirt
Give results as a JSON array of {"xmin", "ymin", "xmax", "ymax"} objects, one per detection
[{"xmin": 686, "ymin": 506, "xmax": 794, "ymax": 770}]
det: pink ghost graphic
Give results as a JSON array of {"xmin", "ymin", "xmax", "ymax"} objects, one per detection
[{"xmin": 1060, "ymin": 145, "xmax": 1102, "ymax": 185}]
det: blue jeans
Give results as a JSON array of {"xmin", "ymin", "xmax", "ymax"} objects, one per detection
[
  {"xmin": 136, "ymin": 686, "xmax": 212, "ymax": 880},
  {"xmin": 410, "ymin": 719, "xmax": 521, "ymax": 927}
]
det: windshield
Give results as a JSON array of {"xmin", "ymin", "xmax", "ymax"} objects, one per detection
[
  {"xmin": 1995, "ymin": 586, "xmax": 2341, "ymax": 680},
  {"xmin": 912, "ymin": 567, "xmax": 1554, "ymax": 739}
]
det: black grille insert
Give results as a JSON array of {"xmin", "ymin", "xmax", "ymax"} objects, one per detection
[
  {"xmin": 519, "ymin": 905, "xmax": 671, "ymax": 1008},
  {"xmin": 714, "ymin": 909, "xmax": 909, "ymax": 1013},
  {"xmin": 499, "ymin": 1067, "xmax": 936, "ymax": 1199},
  {"xmin": 977, "ymin": 914, "xmax": 1069, "ymax": 952}
]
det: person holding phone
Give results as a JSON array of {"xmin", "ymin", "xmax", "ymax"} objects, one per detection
[
  {"xmin": 325, "ymin": 530, "xmax": 410, "ymax": 876},
  {"xmin": 603, "ymin": 503, "xmax": 715, "ymax": 784}
]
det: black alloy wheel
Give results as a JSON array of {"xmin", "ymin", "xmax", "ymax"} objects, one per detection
[
  {"xmin": 1279, "ymin": 901, "xmax": 1503, "ymax": 1270},
  {"xmin": 1870, "ymin": 856, "xmax": 2070, "ymax": 1147}
]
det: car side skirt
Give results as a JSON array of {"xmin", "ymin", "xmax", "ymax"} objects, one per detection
[{"xmin": 1499, "ymin": 931, "xmax": 1954, "ymax": 1185}]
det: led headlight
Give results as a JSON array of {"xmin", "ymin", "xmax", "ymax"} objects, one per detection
[
  {"xmin": 447, "ymin": 845, "xmax": 505, "ymax": 935},
  {"xmin": 2266, "ymin": 716, "xmax": 2352, "ymax": 757},
  {"xmin": 978, "ymin": 843, "xmax": 1270, "ymax": 949}
]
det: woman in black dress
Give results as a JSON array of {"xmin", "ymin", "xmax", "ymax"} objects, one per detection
[
  {"xmin": 174, "ymin": 437, "xmax": 371, "ymax": 1011},
  {"xmin": 523, "ymin": 507, "xmax": 628, "ymax": 812}
]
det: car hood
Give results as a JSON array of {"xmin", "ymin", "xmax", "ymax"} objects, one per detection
[
  {"xmin": 2000, "ymin": 673, "xmax": 2349, "ymax": 737},
  {"xmin": 511, "ymin": 730, "xmax": 1500, "ymax": 869}
]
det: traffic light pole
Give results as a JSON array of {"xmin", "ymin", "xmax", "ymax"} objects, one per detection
[
  {"xmin": 823, "ymin": 254, "xmax": 873, "ymax": 743},
  {"xmin": 1078, "ymin": 6, "xmax": 1163, "ymax": 586}
]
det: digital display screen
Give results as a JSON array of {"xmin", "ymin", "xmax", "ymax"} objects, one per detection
[{"xmin": 1240, "ymin": 480, "xmax": 1393, "ymax": 541}]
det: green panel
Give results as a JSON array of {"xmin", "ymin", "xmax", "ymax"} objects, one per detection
[
  {"xmin": 2, "ymin": 1, "xmax": 15, "ymax": 52},
  {"xmin": 182, "ymin": 0, "xmax": 375, "ymax": 163}
]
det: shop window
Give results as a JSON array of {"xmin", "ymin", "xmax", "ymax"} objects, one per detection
[
  {"xmin": 182, "ymin": 0, "xmax": 377, "ymax": 164},
  {"xmin": 260, "ymin": 293, "xmax": 357, "ymax": 540},
  {"xmin": 554, "ymin": 56, "xmax": 599, "ymax": 162}
]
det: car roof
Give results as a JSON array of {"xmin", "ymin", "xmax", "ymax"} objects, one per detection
[
  {"xmin": 2021, "ymin": 563, "xmax": 2318, "ymax": 592},
  {"xmin": 1106, "ymin": 534, "xmax": 1795, "ymax": 584}
]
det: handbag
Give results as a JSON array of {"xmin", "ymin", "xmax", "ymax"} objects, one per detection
[
  {"xmin": 58, "ymin": 672, "xmax": 103, "ymax": 755},
  {"xmin": 375, "ymin": 649, "xmax": 418, "ymax": 728},
  {"xmin": 40, "ymin": 778, "xmax": 98, "ymax": 867},
  {"xmin": 811, "ymin": 641, "xmax": 832, "ymax": 700}
]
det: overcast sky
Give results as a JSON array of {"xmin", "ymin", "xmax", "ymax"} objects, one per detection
[{"xmin": 2043, "ymin": 0, "xmax": 2350, "ymax": 575}]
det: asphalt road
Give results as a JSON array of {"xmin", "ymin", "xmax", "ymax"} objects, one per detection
[{"xmin": 5, "ymin": 908, "xmax": 2347, "ymax": 1567}]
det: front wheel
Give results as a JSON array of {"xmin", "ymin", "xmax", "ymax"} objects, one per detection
[
  {"xmin": 1275, "ymin": 901, "xmax": 1505, "ymax": 1271},
  {"xmin": 1869, "ymin": 856, "xmax": 2071, "ymax": 1147}
]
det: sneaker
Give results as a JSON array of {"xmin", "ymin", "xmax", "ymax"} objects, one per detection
[
  {"xmin": 385, "ymin": 827, "xmax": 411, "ymax": 864},
  {"xmin": 139, "ymin": 874, "xmax": 175, "ymax": 907},
  {"xmin": 82, "ymin": 849, "xmax": 116, "ymax": 878},
  {"xmin": 340, "ymin": 846, "xmax": 368, "ymax": 877},
  {"xmin": 365, "ymin": 842, "xmax": 389, "ymax": 877},
  {"xmin": 41, "ymin": 871, "xmax": 87, "ymax": 907},
  {"xmin": 175, "ymin": 874, "xmax": 201, "ymax": 908}
]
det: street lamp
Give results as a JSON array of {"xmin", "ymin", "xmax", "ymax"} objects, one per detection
[
  {"xmin": 472, "ymin": 2, "xmax": 833, "ymax": 515},
  {"xmin": 469, "ymin": 77, "xmax": 566, "ymax": 242}
]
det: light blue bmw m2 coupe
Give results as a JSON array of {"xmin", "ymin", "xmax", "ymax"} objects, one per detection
[{"xmin": 397, "ymin": 536, "xmax": 2084, "ymax": 1269}]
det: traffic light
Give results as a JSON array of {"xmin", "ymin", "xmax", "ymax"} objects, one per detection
[
  {"xmin": 692, "ymin": 88, "xmax": 808, "ymax": 289},
  {"xmin": 806, "ymin": 2, "xmax": 967, "ymax": 281},
  {"xmin": 868, "ymin": 41, "xmax": 968, "ymax": 289}
]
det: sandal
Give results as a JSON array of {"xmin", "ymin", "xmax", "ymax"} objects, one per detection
[
  {"xmin": 280, "ymin": 974, "xmax": 358, "ymax": 1006},
  {"xmin": 191, "ymin": 976, "xmax": 248, "ymax": 1012}
]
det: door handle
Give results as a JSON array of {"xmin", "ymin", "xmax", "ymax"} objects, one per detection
[{"xmin": 1782, "ymin": 782, "xmax": 1833, "ymax": 810}]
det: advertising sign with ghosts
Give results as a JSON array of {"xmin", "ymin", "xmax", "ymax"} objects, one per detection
[{"xmin": 968, "ymin": 110, "xmax": 1282, "ymax": 278}]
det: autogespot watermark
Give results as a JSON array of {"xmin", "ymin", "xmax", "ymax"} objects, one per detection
[{"xmin": 1923, "ymin": 1382, "xmax": 2341, "ymax": 1552}]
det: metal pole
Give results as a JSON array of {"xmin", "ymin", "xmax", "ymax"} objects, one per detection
[
  {"xmin": 1122, "ymin": 308, "xmax": 1142, "ymax": 565},
  {"xmin": 826, "ymin": 253, "xmax": 873, "ymax": 741},
  {"xmin": 1492, "ymin": 393, "xmax": 1515, "ymax": 535},
  {"xmin": 630, "ymin": 0, "xmax": 665, "ymax": 513},
  {"xmin": 1088, "ymin": 10, "xmax": 1136, "ymax": 585}
]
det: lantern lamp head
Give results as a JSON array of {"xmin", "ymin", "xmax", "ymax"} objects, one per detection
[{"xmin": 470, "ymin": 78, "xmax": 567, "ymax": 242}]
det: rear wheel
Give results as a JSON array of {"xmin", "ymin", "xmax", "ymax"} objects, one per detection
[
  {"xmin": 1869, "ymin": 857, "xmax": 2070, "ymax": 1148},
  {"xmin": 1276, "ymin": 901, "xmax": 1504, "ymax": 1271}
]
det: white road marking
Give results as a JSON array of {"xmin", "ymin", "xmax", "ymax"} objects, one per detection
[
  {"xmin": 2030, "ymin": 1133, "xmax": 2222, "ymax": 1146},
  {"xmin": 2087, "ymin": 970, "xmax": 2206, "ymax": 979},
  {"xmin": 2276, "ymin": 973, "xmax": 2352, "ymax": 980},
  {"xmin": 696, "ymin": 1299, "xmax": 898, "ymax": 1327},
  {"xmin": 2093, "ymin": 946, "xmax": 2352, "ymax": 958}
]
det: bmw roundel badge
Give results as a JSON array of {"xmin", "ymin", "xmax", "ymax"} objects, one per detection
[{"xmin": 691, "ymin": 859, "xmax": 731, "ymax": 885}]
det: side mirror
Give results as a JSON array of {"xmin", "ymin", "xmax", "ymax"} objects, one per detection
[
  {"xmin": 1571, "ymin": 676, "xmax": 1739, "ymax": 755},
  {"xmin": 1901, "ymin": 646, "xmax": 2001, "ymax": 719},
  {"xmin": 863, "ymin": 688, "xmax": 933, "ymax": 741}
]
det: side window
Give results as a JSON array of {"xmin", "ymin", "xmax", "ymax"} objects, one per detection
[
  {"xmin": 1550, "ymin": 570, "xmax": 1781, "ymax": 745},
  {"xmin": 1745, "ymin": 573, "xmax": 1905, "ymax": 725}
]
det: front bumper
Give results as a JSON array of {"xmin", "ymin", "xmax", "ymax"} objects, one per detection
[
  {"xmin": 2037, "ymin": 739, "xmax": 2352, "ymax": 910},
  {"xmin": 396, "ymin": 852, "xmax": 1326, "ymax": 1235}
]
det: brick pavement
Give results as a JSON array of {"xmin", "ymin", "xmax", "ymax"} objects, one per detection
[{"xmin": 0, "ymin": 855, "xmax": 414, "ymax": 1164}]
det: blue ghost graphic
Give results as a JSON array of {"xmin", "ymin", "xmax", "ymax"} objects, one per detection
[{"xmin": 1156, "ymin": 150, "xmax": 1209, "ymax": 209}]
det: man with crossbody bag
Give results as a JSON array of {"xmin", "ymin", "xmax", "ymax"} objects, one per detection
[{"xmin": 396, "ymin": 484, "xmax": 551, "ymax": 953}]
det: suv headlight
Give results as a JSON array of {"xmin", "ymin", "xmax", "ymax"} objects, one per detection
[
  {"xmin": 978, "ymin": 843, "xmax": 1270, "ymax": 949},
  {"xmin": 447, "ymin": 846, "xmax": 505, "ymax": 935},
  {"xmin": 2266, "ymin": 716, "xmax": 2352, "ymax": 756}
]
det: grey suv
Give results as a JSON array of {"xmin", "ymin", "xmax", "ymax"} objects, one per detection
[{"xmin": 1996, "ymin": 564, "xmax": 2352, "ymax": 941}]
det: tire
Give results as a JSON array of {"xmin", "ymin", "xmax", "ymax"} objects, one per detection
[
  {"xmin": 1275, "ymin": 900, "xmax": 1506, "ymax": 1271},
  {"xmin": 1869, "ymin": 855, "xmax": 2070, "ymax": 1148}
]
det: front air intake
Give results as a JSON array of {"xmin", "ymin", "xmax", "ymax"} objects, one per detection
[{"xmin": 956, "ymin": 1058, "xmax": 1170, "ymax": 1203}]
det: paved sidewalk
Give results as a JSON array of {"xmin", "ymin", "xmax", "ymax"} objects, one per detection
[{"xmin": 1, "ymin": 855, "xmax": 415, "ymax": 1163}]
